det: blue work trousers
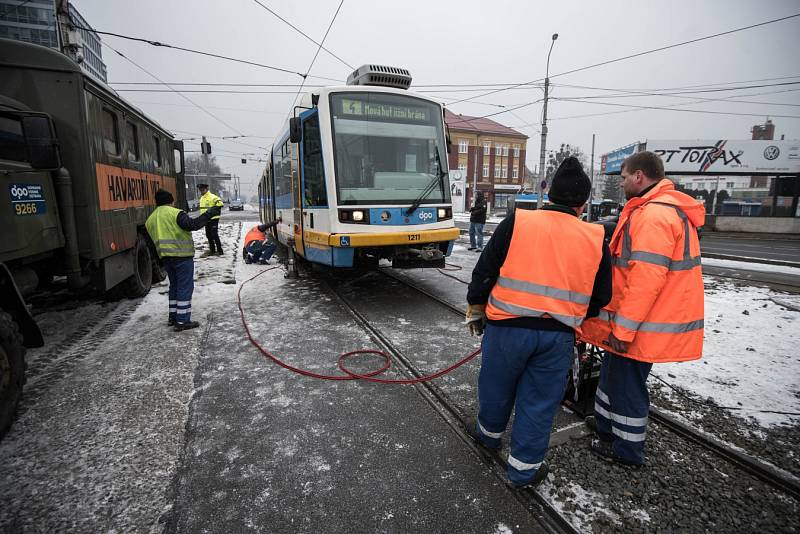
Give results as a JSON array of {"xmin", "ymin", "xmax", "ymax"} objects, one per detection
[
  {"xmin": 245, "ymin": 240, "xmax": 276, "ymax": 264},
  {"xmin": 165, "ymin": 257, "xmax": 195, "ymax": 324},
  {"xmin": 593, "ymin": 351, "xmax": 653, "ymax": 465},
  {"xmin": 469, "ymin": 223, "xmax": 485, "ymax": 249},
  {"xmin": 475, "ymin": 324, "xmax": 574, "ymax": 486}
]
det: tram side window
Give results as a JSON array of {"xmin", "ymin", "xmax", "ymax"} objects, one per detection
[
  {"xmin": 101, "ymin": 108, "xmax": 120, "ymax": 155},
  {"xmin": 126, "ymin": 121, "xmax": 140, "ymax": 162},
  {"xmin": 274, "ymin": 141, "xmax": 293, "ymax": 208},
  {"xmin": 302, "ymin": 114, "xmax": 327, "ymax": 207},
  {"xmin": 153, "ymin": 135, "xmax": 162, "ymax": 168}
]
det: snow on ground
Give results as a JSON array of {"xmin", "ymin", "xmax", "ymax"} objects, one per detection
[
  {"xmin": 453, "ymin": 212, "xmax": 506, "ymax": 224},
  {"xmin": 654, "ymin": 277, "xmax": 799, "ymax": 428}
]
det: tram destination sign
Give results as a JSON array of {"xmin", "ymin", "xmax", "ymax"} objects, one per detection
[
  {"xmin": 643, "ymin": 139, "xmax": 800, "ymax": 175},
  {"xmin": 340, "ymin": 98, "xmax": 429, "ymax": 122}
]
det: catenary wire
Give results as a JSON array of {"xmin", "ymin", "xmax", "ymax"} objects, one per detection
[
  {"xmin": 552, "ymin": 97, "xmax": 800, "ymax": 119},
  {"xmin": 250, "ymin": 0, "xmax": 354, "ymax": 70},
  {"xmin": 446, "ymin": 13, "xmax": 800, "ymax": 107}
]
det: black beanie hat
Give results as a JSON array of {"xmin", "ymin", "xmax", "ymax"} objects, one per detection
[
  {"xmin": 548, "ymin": 157, "xmax": 591, "ymax": 207},
  {"xmin": 155, "ymin": 189, "xmax": 174, "ymax": 206}
]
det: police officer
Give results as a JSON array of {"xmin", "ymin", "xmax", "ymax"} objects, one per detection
[
  {"xmin": 466, "ymin": 157, "xmax": 612, "ymax": 489},
  {"xmin": 197, "ymin": 183, "xmax": 224, "ymax": 257},
  {"xmin": 581, "ymin": 151, "xmax": 705, "ymax": 467},
  {"xmin": 145, "ymin": 189, "xmax": 220, "ymax": 331}
]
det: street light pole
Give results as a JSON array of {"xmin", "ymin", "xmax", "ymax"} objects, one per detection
[{"xmin": 537, "ymin": 33, "xmax": 558, "ymax": 209}]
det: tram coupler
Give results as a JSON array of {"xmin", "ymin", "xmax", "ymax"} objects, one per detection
[{"xmin": 285, "ymin": 237, "xmax": 300, "ymax": 279}]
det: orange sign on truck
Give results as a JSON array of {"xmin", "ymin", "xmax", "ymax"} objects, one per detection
[{"xmin": 95, "ymin": 163, "xmax": 178, "ymax": 211}]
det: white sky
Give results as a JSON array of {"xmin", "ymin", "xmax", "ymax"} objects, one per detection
[{"xmin": 72, "ymin": 0, "xmax": 800, "ymax": 198}]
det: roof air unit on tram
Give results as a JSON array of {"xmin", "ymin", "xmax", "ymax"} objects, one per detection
[{"xmin": 346, "ymin": 64, "xmax": 412, "ymax": 90}]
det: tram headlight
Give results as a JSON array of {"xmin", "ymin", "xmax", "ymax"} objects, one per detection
[
  {"xmin": 437, "ymin": 207, "xmax": 452, "ymax": 220},
  {"xmin": 352, "ymin": 210, "xmax": 365, "ymax": 222},
  {"xmin": 339, "ymin": 209, "xmax": 369, "ymax": 224}
]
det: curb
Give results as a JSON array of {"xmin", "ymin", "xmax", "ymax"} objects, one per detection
[{"xmin": 702, "ymin": 253, "xmax": 800, "ymax": 269}]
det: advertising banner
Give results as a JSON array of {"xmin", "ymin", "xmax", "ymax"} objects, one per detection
[
  {"xmin": 644, "ymin": 139, "xmax": 800, "ymax": 175},
  {"xmin": 449, "ymin": 170, "xmax": 466, "ymax": 213},
  {"xmin": 602, "ymin": 143, "xmax": 640, "ymax": 174}
]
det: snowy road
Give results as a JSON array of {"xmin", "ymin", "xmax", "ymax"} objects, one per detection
[{"xmin": 1, "ymin": 211, "xmax": 798, "ymax": 532}]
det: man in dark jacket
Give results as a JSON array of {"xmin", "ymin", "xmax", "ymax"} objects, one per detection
[
  {"xmin": 465, "ymin": 158, "xmax": 612, "ymax": 489},
  {"xmin": 469, "ymin": 191, "xmax": 487, "ymax": 252},
  {"xmin": 145, "ymin": 189, "xmax": 220, "ymax": 331}
]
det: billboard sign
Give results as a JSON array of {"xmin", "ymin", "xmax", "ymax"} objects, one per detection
[
  {"xmin": 602, "ymin": 143, "xmax": 640, "ymax": 174},
  {"xmin": 644, "ymin": 139, "xmax": 800, "ymax": 175},
  {"xmin": 449, "ymin": 170, "xmax": 465, "ymax": 213}
]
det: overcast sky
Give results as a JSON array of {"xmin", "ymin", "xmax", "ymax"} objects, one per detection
[{"xmin": 73, "ymin": 0, "xmax": 800, "ymax": 198}]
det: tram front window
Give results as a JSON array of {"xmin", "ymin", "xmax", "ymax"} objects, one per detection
[{"xmin": 330, "ymin": 92, "xmax": 450, "ymax": 205}]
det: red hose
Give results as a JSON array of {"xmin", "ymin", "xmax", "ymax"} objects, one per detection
[{"xmin": 238, "ymin": 267, "xmax": 481, "ymax": 383}]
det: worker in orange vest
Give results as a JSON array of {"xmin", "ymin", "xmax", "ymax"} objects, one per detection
[
  {"xmin": 465, "ymin": 157, "xmax": 612, "ymax": 489},
  {"xmin": 243, "ymin": 218, "xmax": 281, "ymax": 264},
  {"xmin": 581, "ymin": 151, "xmax": 705, "ymax": 467}
]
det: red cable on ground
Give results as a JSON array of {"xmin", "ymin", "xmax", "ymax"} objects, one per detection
[{"xmin": 238, "ymin": 267, "xmax": 481, "ymax": 384}]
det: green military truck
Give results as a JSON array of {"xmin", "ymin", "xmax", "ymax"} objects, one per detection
[{"xmin": 0, "ymin": 39, "xmax": 187, "ymax": 438}]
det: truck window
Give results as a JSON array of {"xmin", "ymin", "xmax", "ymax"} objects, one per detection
[
  {"xmin": 173, "ymin": 148, "xmax": 182, "ymax": 174},
  {"xmin": 101, "ymin": 108, "xmax": 119, "ymax": 155},
  {"xmin": 0, "ymin": 116, "xmax": 26, "ymax": 162},
  {"xmin": 153, "ymin": 135, "xmax": 162, "ymax": 167},
  {"xmin": 126, "ymin": 121, "xmax": 139, "ymax": 161}
]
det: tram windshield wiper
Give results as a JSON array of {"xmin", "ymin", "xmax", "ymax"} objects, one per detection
[{"xmin": 405, "ymin": 146, "xmax": 447, "ymax": 217}]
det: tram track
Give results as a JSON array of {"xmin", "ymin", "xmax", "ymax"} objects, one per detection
[
  {"xmin": 322, "ymin": 276, "xmax": 580, "ymax": 534},
  {"xmin": 378, "ymin": 267, "xmax": 800, "ymax": 504}
]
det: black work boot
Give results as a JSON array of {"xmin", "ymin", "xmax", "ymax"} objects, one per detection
[
  {"xmin": 506, "ymin": 462, "xmax": 549, "ymax": 490},
  {"xmin": 174, "ymin": 321, "xmax": 200, "ymax": 332},
  {"xmin": 590, "ymin": 439, "xmax": 643, "ymax": 469}
]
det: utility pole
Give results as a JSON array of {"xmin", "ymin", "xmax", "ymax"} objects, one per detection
[
  {"xmin": 472, "ymin": 136, "xmax": 479, "ymax": 207},
  {"xmin": 537, "ymin": 33, "xmax": 558, "ymax": 209},
  {"xmin": 588, "ymin": 133, "xmax": 596, "ymax": 222}
]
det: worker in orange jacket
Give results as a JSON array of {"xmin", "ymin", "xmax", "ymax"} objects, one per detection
[
  {"xmin": 466, "ymin": 157, "xmax": 612, "ymax": 489},
  {"xmin": 243, "ymin": 218, "xmax": 281, "ymax": 264},
  {"xmin": 581, "ymin": 150, "xmax": 705, "ymax": 467}
]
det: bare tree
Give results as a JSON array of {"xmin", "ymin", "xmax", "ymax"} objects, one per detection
[{"xmin": 545, "ymin": 144, "xmax": 587, "ymax": 183}]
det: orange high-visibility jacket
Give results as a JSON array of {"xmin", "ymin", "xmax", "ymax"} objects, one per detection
[
  {"xmin": 581, "ymin": 179, "xmax": 705, "ymax": 363},
  {"xmin": 486, "ymin": 209, "xmax": 605, "ymax": 333},
  {"xmin": 244, "ymin": 225, "xmax": 266, "ymax": 247}
]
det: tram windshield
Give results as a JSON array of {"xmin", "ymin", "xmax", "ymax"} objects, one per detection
[{"xmin": 330, "ymin": 92, "xmax": 450, "ymax": 205}]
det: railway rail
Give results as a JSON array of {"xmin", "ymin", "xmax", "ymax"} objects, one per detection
[{"xmin": 378, "ymin": 267, "xmax": 800, "ymax": 503}]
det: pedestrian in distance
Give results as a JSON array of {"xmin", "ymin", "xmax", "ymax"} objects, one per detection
[
  {"xmin": 465, "ymin": 157, "xmax": 612, "ymax": 489},
  {"xmin": 581, "ymin": 151, "xmax": 705, "ymax": 468},
  {"xmin": 197, "ymin": 183, "xmax": 224, "ymax": 257},
  {"xmin": 243, "ymin": 218, "xmax": 281, "ymax": 265},
  {"xmin": 468, "ymin": 190, "xmax": 487, "ymax": 252},
  {"xmin": 145, "ymin": 189, "xmax": 221, "ymax": 332}
]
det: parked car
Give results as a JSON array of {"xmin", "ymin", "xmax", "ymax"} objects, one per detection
[{"xmin": 229, "ymin": 198, "xmax": 244, "ymax": 211}]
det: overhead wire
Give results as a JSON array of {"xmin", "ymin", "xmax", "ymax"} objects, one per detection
[
  {"xmin": 445, "ymin": 12, "xmax": 800, "ymax": 107},
  {"xmin": 250, "ymin": 0, "xmax": 354, "ymax": 70},
  {"xmin": 551, "ymin": 96, "xmax": 800, "ymax": 119}
]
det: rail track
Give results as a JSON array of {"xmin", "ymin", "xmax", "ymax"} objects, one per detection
[
  {"xmin": 323, "ymin": 276, "xmax": 580, "ymax": 534},
  {"xmin": 378, "ymin": 267, "xmax": 800, "ymax": 503}
]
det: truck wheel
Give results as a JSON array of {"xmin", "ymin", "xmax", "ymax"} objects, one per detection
[
  {"xmin": 0, "ymin": 311, "xmax": 25, "ymax": 440},
  {"xmin": 123, "ymin": 236, "xmax": 153, "ymax": 298},
  {"xmin": 151, "ymin": 258, "xmax": 167, "ymax": 284}
]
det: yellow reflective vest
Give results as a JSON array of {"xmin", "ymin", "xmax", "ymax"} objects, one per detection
[
  {"xmin": 199, "ymin": 191, "xmax": 223, "ymax": 220},
  {"xmin": 145, "ymin": 205, "xmax": 195, "ymax": 258}
]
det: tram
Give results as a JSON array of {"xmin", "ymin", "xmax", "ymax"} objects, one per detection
[{"xmin": 258, "ymin": 65, "xmax": 460, "ymax": 269}]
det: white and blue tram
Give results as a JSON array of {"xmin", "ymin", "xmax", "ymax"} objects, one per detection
[{"xmin": 258, "ymin": 65, "xmax": 459, "ymax": 269}]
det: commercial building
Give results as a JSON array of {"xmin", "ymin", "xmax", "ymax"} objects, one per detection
[
  {"xmin": 445, "ymin": 110, "xmax": 528, "ymax": 214},
  {"xmin": 0, "ymin": 0, "xmax": 107, "ymax": 82}
]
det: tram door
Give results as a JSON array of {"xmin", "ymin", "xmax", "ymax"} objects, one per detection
[
  {"xmin": 297, "ymin": 109, "xmax": 329, "ymax": 261},
  {"xmin": 290, "ymin": 135, "xmax": 305, "ymax": 257}
]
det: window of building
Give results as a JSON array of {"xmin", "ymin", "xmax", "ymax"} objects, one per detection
[
  {"xmin": 495, "ymin": 144, "xmax": 502, "ymax": 155},
  {"xmin": 697, "ymin": 182, "xmax": 705, "ymax": 190},
  {"xmin": 125, "ymin": 121, "xmax": 139, "ymax": 161},
  {"xmin": 494, "ymin": 164, "xmax": 501, "ymax": 177},
  {"xmin": 153, "ymin": 135, "xmax": 162, "ymax": 167},
  {"xmin": 726, "ymin": 182, "xmax": 735, "ymax": 189},
  {"xmin": 459, "ymin": 139, "xmax": 469, "ymax": 154},
  {"xmin": 458, "ymin": 163, "xmax": 467, "ymax": 172},
  {"xmin": 101, "ymin": 108, "xmax": 119, "ymax": 155},
  {"xmin": 483, "ymin": 142, "xmax": 491, "ymax": 155},
  {"xmin": 502, "ymin": 144, "xmax": 508, "ymax": 156},
  {"xmin": 512, "ymin": 167, "xmax": 518, "ymax": 179},
  {"xmin": 501, "ymin": 167, "xmax": 508, "ymax": 179},
  {"xmin": 513, "ymin": 144, "xmax": 520, "ymax": 157},
  {"xmin": 482, "ymin": 164, "xmax": 489, "ymax": 178}
]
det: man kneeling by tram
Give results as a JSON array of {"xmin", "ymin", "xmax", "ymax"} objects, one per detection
[
  {"xmin": 243, "ymin": 219, "xmax": 281, "ymax": 265},
  {"xmin": 465, "ymin": 157, "xmax": 612, "ymax": 489}
]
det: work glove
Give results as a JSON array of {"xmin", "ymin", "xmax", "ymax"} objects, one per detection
[
  {"xmin": 465, "ymin": 304, "xmax": 487, "ymax": 337},
  {"xmin": 207, "ymin": 205, "xmax": 222, "ymax": 218}
]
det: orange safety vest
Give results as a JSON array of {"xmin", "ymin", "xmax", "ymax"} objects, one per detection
[
  {"xmin": 486, "ymin": 209, "xmax": 605, "ymax": 333},
  {"xmin": 244, "ymin": 225, "xmax": 266, "ymax": 247},
  {"xmin": 581, "ymin": 179, "xmax": 705, "ymax": 363}
]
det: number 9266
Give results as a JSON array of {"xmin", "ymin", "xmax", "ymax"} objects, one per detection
[{"xmin": 14, "ymin": 202, "xmax": 38, "ymax": 215}]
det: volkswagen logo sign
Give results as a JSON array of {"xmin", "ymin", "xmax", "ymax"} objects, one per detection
[
  {"xmin": 380, "ymin": 210, "xmax": 391, "ymax": 222},
  {"xmin": 764, "ymin": 145, "xmax": 780, "ymax": 160}
]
